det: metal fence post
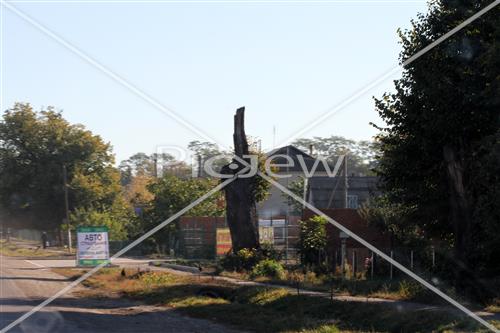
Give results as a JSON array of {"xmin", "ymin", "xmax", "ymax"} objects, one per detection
[
  {"xmin": 370, "ymin": 252, "xmax": 374, "ymax": 279},
  {"xmin": 410, "ymin": 250, "xmax": 414, "ymax": 270},
  {"xmin": 390, "ymin": 251, "xmax": 394, "ymax": 280},
  {"xmin": 432, "ymin": 246, "xmax": 435, "ymax": 268},
  {"xmin": 352, "ymin": 250, "xmax": 356, "ymax": 278},
  {"xmin": 334, "ymin": 250, "xmax": 338, "ymax": 272}
]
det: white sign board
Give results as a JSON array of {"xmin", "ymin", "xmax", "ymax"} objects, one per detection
[{"xmin": 76, "ymin": 226, "xmax": 110, "ymax": 266}]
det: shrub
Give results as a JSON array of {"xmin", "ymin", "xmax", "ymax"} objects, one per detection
[
  {"xmin": 304, "ymin": 271, "xmax": 322, "ymax": 285},
  {"xmin": 259, "ymin": 242, "xmax": 283, "ymax": 261},
  {"xmin": 220, "ymin": 248, "xmax": 259, "ymax": 271},
  {"xmin": 251, "ymin": 259, "xmax": 285, "ymax": 279},
  {"xmin": 398, "ymin": 280, "xmax": 424, "ymax": 299},
  {"xmin": 220, "ymin": 245, "xmax": 283, "ymax": 272},
  {"xmin": 298, "ymin": 216, "xmax": 327, "ymax": 267},
  {"xmin": 139, "ymin": 272, "xmax": 176, "ymax": 286}
]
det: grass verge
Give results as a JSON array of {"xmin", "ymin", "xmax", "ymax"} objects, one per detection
[
  {"xmin": 0, "ymin": 239, "xmax": 73, "ymax": 257},
  {"xmin": 53, "ymin": 267, "xmax": 497, "ymax": 333}
]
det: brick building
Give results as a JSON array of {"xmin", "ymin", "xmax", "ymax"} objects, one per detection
[{"xmin": 303, "ymin": 208, "xmax": 391, "ymax": 270}]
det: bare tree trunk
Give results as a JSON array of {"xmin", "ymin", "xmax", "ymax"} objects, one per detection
[{"xmin": 221, "ymin": 107, "xmax": 260, "ymax": 252}]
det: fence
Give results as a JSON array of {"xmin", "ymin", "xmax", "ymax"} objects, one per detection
[
  {"xmin": 178, "ymin": 217, "xmax": 226, "ymax": 259},
  {"xmin": 327, "ymin": 245, "xmax": 444, "ymax": 280}
]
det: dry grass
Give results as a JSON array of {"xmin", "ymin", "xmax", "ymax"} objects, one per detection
[
  {"xmin": 0, "ymin": 240, "xmax": 70, "ymax": 257},
  {"xmin": 52, "ymin": 267, "xmax": 492, "ymax": 333},
  {"xmin": 486, "ymin": 299, "xmax": 500, "ymax": 313},
  {"xmin": 0, "ymin": 241, "xmax": 71, "ymax": 257}
]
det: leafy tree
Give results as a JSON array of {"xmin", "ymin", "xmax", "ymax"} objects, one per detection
[
  {"xmin": 188, "ymin": 140, "xmax": 230, "ymax": 176},
  {"xmin": 298, "ymin": 215, "xmax": 328, "ymax": 267},
  {"xmin": 373, "ymin": 0, "xmax": 500, "ymax": 285},
  {"xmin": 123, "ymin": 173, "xmax": 155, "ymax": 208},
  {"xmin": 139, "ymin": 175, "xmax": 225, "ymax": 253},
  {"xmin": 118, "ymin": 152, "xmax": 176, "ymax": 185},
  {"xmin": 291, "ymin": 136, "xmax": 379, "ymax": 175},
  {"xmin": 0, "ymin": 103, "xmax": 126, "ymax": 230},
  {"xmin": 69, "ymin": 200, "xmax": 131, "ymax": 241},
  {"xmin": 282, "ymin": 176, "xmax": 306, "ymax": 215}
]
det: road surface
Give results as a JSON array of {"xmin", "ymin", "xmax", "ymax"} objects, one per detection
[{"xmin": 0, "ymin": 256, "xmax": 241, "ymax": 333}]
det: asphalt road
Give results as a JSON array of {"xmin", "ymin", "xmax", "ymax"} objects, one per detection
[{"xmin": 0, "ymin": 256, "xmax": 241, "ymax": 333}]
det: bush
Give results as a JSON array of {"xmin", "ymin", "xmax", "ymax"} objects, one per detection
[
  {"xmin": 219, "ymin": 245, "xmax": 283, "ymax": 272},
  {"xmin": 259, "ymin": 243, "xmax": 283, "ymax": 261},
  {"xmin": 139, "ymin": 272, "xmax": 176, "ymax": 286},
  {"xmin": 251, "ymin": 259, "xmax": 285, "ymax": 280},
  {"xmin": 298, "ymin": 216, "xmax": 327, "ymax": 267},
  {"xmin": 220, "ymin": 248, "xmax": 259, "ymax": 271},
  {"xmin": 398, "ymin": 280, "xmax": 424, "ymax": 299}
]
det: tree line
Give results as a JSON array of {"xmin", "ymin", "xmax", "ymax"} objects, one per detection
[
  {"xmin": 0, "ymin": 103, "xmax": 375, "ymax": 244},
  {"xmin": 1, "ymin": 0, "xmax": 498, "ymax": 298}
]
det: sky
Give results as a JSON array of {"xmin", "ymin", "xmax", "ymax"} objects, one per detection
[{"xmin": 1, "ymin": 0, "xmax": 429, "ymax": 164}]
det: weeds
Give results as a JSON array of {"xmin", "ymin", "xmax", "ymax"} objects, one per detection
[{"xmin": 53, "ymin": 267, "xmax": 489, "ymax": 333}]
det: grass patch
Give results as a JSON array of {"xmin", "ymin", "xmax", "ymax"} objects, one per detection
[
  {"xmin": 486, "ymin": 299, "xmax": 500, "ymax": 313},
  {"xmin": 53, "ymin": 267, "xmax": 490, "ymax": 332},
  {"xmin": 0, "ymin": 241, "xmax": 47, "ymax": 257},
  {"xmin": 0, "ymin": 241, "xmax": 71, "ymax": 257},
  {"xmin": 152, "ymin": 259, "xmax": 453, "ymax": 305},
  {"xmin": 248, "ymin": 270, "xmax": 443, "ymax": 304}
]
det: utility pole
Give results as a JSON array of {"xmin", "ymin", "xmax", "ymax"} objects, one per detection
[
  {"xmin": 342, "ymin": 154, "xmax": 349, "ymax": 208},
  {"xmin": 62, "ymin": 165, "xmax": 72, "ymax": 252},
  {"xmin": 153, "ymin": 155, "xmax": 158, "ymax": 178},
  {"xmin": 197, "ymin": 155, "xmax": 203, "ymax": 178}
]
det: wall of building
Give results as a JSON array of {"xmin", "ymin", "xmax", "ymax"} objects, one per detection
[{"xmin": 303, "ymin": 208, "xmax": 391, "ymax": 269}]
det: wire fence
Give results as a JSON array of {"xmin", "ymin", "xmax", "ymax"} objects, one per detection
[{"xmin": 2, "ymin": 223, "xmax": 449, "ymax": 282}]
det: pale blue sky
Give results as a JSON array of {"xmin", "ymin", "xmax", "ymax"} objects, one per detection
[{"xmin": 2, "ymin": 1, "xmax": 428, "ymax": 163}]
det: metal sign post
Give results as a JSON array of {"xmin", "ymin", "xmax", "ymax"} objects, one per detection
[{"xmin": 339, "ymin": 231, "xmax": 349, "ymax": 279}]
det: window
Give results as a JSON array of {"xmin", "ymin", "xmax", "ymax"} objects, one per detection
[{"xmin": 347, "ymin": 195, "xmax": 359, "ymax": 209}]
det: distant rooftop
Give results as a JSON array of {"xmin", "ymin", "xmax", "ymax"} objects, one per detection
[{"xmin": 266, "ymin": 145, "xmax": 336, "ymax": 173}]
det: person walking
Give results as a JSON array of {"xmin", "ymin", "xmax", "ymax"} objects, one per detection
[{"xmin": 41, "ymin": 232, "xmax": 48, "ymax": 249}]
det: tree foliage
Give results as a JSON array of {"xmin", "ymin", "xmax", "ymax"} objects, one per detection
[
  {"xmin": 119, "ymin": 152, "xmax": 183, "ymax": 185},
  {"xmin": 138, "ymin": 175, "xmax": 225, "ymax": 253},
  {"xmin": 0, "ymin": 103, "xmax": 127, "ymax": 230},
  {"xmin": 188, "ymin": 140, "xmax": 230, "ymax": 176},
  {"xmin": 292, "ymin": 136, "xmax": 379, "ymax": 175},
  {"xmin": 69, "ymin": 201, "xmax": 130, "ymax": 241},
  {"xmin": 298, "ymin": 215, "xmax": 327, "ymax": 266},
  {"xmin": 373, "ymin": 1, "xmax": 500, "ymax": 279}
]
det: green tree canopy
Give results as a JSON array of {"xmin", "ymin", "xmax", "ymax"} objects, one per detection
[
  {"xmin": 373, "ymin": 1, "xmax": 499, "ymax": 280},
  {"xmin": 291, "ymin": 136, "xmax": 379, "ymax": 176},
  {"xmin": 188, "ymin": 140, "xmax": 230, "ymax": 176},
  {"xmin": 137, "ymin": 175, "xmax": 225, "ymax": 253},
  {"xmin": 298, "ymin": 215, "xmax": 327, "ymax": 267},
  {"xmin": 0, "ymin": 103, "xmax": 126, "ymax": 230},
  {"xmin": 118, "ymin": 152, "xmax": 177, "ymax": 185}
]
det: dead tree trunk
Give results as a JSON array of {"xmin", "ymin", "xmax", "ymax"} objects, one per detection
[{"xmin": 221, "ymin": 107, "xmax": 260, "ymax": 252}]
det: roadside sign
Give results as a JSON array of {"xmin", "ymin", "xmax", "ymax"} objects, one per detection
[
  {"xmin": 259, "ymin": 226, "xmax": 274, "ymax": 244},
  {"xmin": 76, "ymin": 226, "xmax": 110, "ymax": 267},
  {"xmin": 216, "ymin": 228, "xmax": 232, "ymax": 256}
]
